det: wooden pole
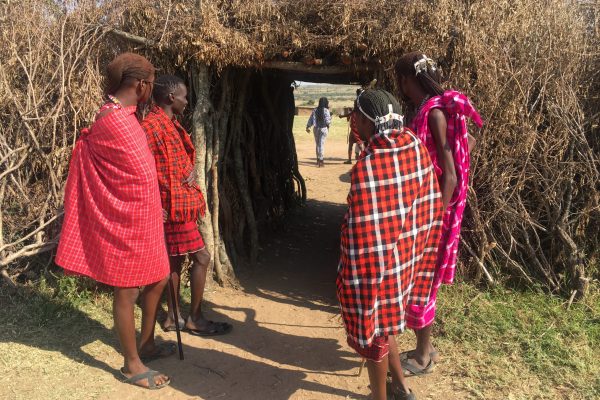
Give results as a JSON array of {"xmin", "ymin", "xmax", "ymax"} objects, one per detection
[{"xmin": 167, "ymin": 276, "xmax": 184, "ymax": 360}]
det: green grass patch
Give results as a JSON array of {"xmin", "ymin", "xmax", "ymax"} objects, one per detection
[
  {"xmin": 433, "ymin": 284, "xmax": 600, "ymax": 399},
  {"xmin": 293, "ymin": 113, "xmax": 351, "ymax": 142}
]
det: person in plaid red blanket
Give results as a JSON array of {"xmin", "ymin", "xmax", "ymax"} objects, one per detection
[
  {"xmin": 141, "ymin": 75, "xmax": 232, "ymax": 337},
  {"xmin": 336, "ymin": 89, "xmax": 443, "ymax": 400},
  {"xmin": 56, "ymin": 53, "xmax": 172, "ymax": 389}
]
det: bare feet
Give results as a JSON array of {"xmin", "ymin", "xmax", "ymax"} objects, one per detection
[{"xmin": 138, "ymin": 342, "xmax": 176, "ymax": 362}]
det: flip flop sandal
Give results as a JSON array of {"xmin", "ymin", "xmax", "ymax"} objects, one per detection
[
  {"xmin": 120, "ymin": 368, "xmax": 170, "ymax": 390},
  {"xmin": 385, "ymin": 381, "xmax": 417, "ymax": 400},
  {"xmin": 401, "ymin": 357, "xmax": 434, "ymax": 377},
  {"xmin": 186, "ymin": 321, "xmax": 233, "ymax": 337},
  {"xmin": 400, "ymin": 350, "xmax": 439, "ymax": 362},
  {"xmin": 139, "ymin": 342, "xmax": 177, "ymax": 363}
]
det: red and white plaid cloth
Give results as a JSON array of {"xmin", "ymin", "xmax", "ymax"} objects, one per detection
[
  {"xmin": 337, "ymin": 127, "xmax": 443, "ymax": 347},
  {"xmin": 55, "ymin": 102, "xmax": 169, "ymax": 287}
]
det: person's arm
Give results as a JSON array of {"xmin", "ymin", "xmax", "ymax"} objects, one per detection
[
  {"xmin": 325, "ymin": 108, "xmax": 332, "ymax": 128},
  {"xmin": 428, "ymin": 109, "xmax": 457, "ymax": 209},
  {"xmin": 468, "ymin": 133, "xmax": 476, "ymax": 154},
  {"xmin": 339, "ymin": 108, "xmax": 352, "ymax": 119},
  {"xmin": 306, "ymin": 109, "xmax": 315, "ymax": 133}
]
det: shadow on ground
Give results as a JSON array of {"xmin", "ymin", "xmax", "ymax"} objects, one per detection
[
  {"xmin": 238, "ymin": 198, "xmax": 347, "ymax": 315},
  {"xmin": 0, "ymin": 285, "xmax": 119, "ymax": 377}
]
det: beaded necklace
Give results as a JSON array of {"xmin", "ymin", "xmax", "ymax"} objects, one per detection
[{"xmin": 107, "ymin": 94, "xmax": 122, "ymax": 107}]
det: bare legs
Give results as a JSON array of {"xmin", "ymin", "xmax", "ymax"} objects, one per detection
[
  {"xmin": 164, "ymin": 255, "xmax": 186, "ymax": 328},
  {"xmin": 366, "ymin": 336, "xmax": 412, "ymax": 400},
  {"xmin": 164, "ymin": 248, "xmax": 213, "ymax": 331},
  {"xmin": 402, "ymin": 324, "xmax": 438, "ymax": 373},
  {"xmin": 366, "ymin": 356, "xmax": 388, "ymax": 400},
  {"xmin": 346, "ymin": 140, "xmax": 354, "ymax": 163},
  {"xmin": 413, "ymin": 324, "xmax": 437, "ymax": 365},
  {"xmin": 113, "ymin": 277, "xmax": 169, "ymax": 387}
]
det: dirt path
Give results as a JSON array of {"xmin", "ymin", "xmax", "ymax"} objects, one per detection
[{"xmin": 4, "ymin": 136, "xmax": 467, "ymax": 400}]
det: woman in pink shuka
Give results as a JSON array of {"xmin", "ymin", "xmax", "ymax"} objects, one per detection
[{"xmin": 395, "ymin": 52, "xmax": 482, "ymax": 377}]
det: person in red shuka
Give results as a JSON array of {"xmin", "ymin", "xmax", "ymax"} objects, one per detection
[
  {"xmin": 141, "ymin": 75, "xmax": 232, "ymax": 336},
  {"xmin": 56, "ymin": 53, "xmax": 172, "ymax": 389}
]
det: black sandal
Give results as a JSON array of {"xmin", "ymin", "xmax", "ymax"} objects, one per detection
[
  {"xmin": 401, "ymin": 357, "xmax": 434, "ymax": 377},
  {"xmin": 186, "ymin": 321, "xmax": 233, "ymax": 337}
]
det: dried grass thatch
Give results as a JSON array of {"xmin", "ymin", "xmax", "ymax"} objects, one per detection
[{"xmin": 0, "ymin": 0, "xmax": 598, "ymax": 295}]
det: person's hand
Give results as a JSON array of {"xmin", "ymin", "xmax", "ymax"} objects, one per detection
[
  {"xmin": 162, "ymin": 209, "xmax": 168, "ymax": 222},
  {"xmin": 183, "ymin": 168, "xmax": 197, "ymax": 185},
  {"xmin": 306, "ymin": 127, "xmax": 311, "ymax": 133}
]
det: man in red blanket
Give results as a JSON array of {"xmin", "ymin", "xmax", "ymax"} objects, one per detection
[
  {"xmin": 142, "ymin": 75, "xmax": 232, "ymax": 336},
  {"xmin": 56, "ymin": 53, "xmax": 171, "ymax": 389},
  {"xmin": 336, "ymin": 89, "xmax": 443, "ymax": 400},
  {"xmin": 340, "ymin": 89, "xmax": 366, "ymax": 164}
]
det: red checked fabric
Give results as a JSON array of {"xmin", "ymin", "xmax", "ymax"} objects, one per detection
[
  {"xmin": 337, "ymin": 127, "xmax": 444, "ymax": 347},
  {"xmin": 55, "ymin": 103, "xmax": 170, "ymax": 287},
  {"xmin": 350, "ymin": 111, "xmax": 362, "ymax": 144},
  {"xmin": 163, "ymin": 221, "xmax": 205, "ymax": 256},
  {"xmin": 347, "ymin": 335, "xmax": 390, "ymax": 362},
  {"xmin": 141, "ymin": 106, "xmax": 206, "ymax": 223}
]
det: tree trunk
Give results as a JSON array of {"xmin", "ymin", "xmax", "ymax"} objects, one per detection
[{"xmin": 191, "ymin": 64, "xmax": 216, "ymax": 274}]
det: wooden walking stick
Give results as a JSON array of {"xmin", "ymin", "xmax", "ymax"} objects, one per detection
[{"xmin": 168, "ymin": 274, "xmax": 185, "ymax": 360}]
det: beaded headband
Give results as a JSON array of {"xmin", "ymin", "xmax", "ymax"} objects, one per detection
[
  {"xmin": 414, "ymin": 55, "xmax": 437, "ymax": 75},
  {"xmin": 356, "ymin": 92, "xmax": 404, "ymax": 132}
]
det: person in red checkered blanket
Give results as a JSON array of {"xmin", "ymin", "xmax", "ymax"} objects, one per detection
[
  {"xmin": 56, "ymin": 53, "xmax": 172, "ymax": 389},
  {"xmin": 141, "ymin": 75, "xmax": 232, "ymax": 337},
  {"xmin": 339, "ymin": 89, "xmax": 366, "ymax": 164},
  {"xmin": 336, "ymin": 89, "xmax": 444, "ymax": 400}
]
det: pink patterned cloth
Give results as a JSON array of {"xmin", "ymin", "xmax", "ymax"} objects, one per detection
[{"xmin": 406, "ymin": 90, "xmax": 482, "ymax": 329}]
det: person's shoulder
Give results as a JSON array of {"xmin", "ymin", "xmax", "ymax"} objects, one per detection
[
  {"xmin": 95, "ymin": 102, "xmax": 120, "ymax": 122},
  {"xmin": 96, "ymin": 108, "xmax": 115, "ymax": 121},
  {"xmin": 140, "ymin": 110, "xmax": 163, "ymax": 129},
  {"xmin": 427, "ymin": 108, "xmax": 446, "ymax": 122}
]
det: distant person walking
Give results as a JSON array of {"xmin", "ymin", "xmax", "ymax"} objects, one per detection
[
  {"xmin": 306, "ymin": 97, "xmax": 331, "ymax": 167},
  {"xmin": 395, "ymin": 52, "xmax": 482, "ymax": 377},
  {"xmin": 55, "ymin": 53, "xmax": 172, "ymax": 390}
]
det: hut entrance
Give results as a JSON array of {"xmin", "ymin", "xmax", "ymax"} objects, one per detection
[{"xmin": 190, "ymin": 63, "xmax": 381, "ymax": 286}]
